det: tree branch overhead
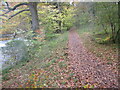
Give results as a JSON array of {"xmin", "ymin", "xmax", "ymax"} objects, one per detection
[
  {"xmin": 0, "ymin": 2, "xmax": 29, "ymax": 19},
  {"xmin": 8, "ymin": 9, "xmax": 30, "ymax": 20}
]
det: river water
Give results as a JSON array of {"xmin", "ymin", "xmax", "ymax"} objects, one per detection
[
  {"xmin": 0, "ymin": 38, "xmax": 29, "ymax": 70},
  {"xmin": 0, "ymin": 40, "xmax": 11, "ymax": 69}
]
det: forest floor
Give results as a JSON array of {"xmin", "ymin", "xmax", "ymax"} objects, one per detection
[
  {"xmin": 2, "ymin": 27, "xmax": 118, "ymax": 88},
  {"xmin": 68, "ymin": 27, "xmax": 118, "ymax": 88}
]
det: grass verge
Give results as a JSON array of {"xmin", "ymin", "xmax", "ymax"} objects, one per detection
[
  {"xmin": 2, "ymin": 31, "xmax": 79, "ymax": 88},
  {"xmin": 77, "ymin": 24, "xmax": 118, "ymax": 62}
]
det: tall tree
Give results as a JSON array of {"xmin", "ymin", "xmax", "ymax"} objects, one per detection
[
  {"xmin": 0, "ymin": 2, "xmax": 39, "ymax": 31},
  {"xmin": 28, "ymin": 2, "xmax": 39, "ymax": 31}
]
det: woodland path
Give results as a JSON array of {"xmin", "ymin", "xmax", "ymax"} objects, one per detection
[{"xmin": 68, "ymin": 27, "xmax": 118, "ymax": 88}]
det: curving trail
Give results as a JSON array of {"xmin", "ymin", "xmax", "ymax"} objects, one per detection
[{"xmin": 68, "ymin": 27, "xmax": 118, "ymax": 88}]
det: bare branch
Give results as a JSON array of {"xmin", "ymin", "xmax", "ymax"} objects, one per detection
[
  {"xmin": 0, "ymin": 2, "xmax": 28, "ymax": 16},
  {"xmin": 5, "ymin": 2, "xmax": 28, "ymax": 11},
  {"xmin": 3, "ymin": 10, "xmax": 11, "ymax": 15},
  {"xmin": 5, "ymin": 2, "xmax": 12, "ymax": 10},
  {"xmin": 8, "ymin": 9, "xmax": 30, "ymax": 20},
  {"xmin": 0, "ymin": 14, "xmax": 8, "ymax": 17}
]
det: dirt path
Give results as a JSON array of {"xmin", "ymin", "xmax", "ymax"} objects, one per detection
[{"xmin": 68, "ymin": 28, "xmax": 118, "ymax": 88}]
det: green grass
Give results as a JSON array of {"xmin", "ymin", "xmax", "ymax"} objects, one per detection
[
  {"xmin": 77, "ymin": 24, "xmax": 93, "ymax": 35},
  {"xmin": 77, "ymin": 23, "xmax": 118, "ymax": 62},
  {"xmin": 35, "ymin": 32, "xmax": 68, "ymax": 60},
  {"xmin": 2, "ymin": 31, "xmax": 69, "ymax": 87}
]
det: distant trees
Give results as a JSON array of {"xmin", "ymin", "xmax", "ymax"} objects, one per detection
[
  {"xmin": 74, "ymin": 2, "xmax": 118, "ymax": 43},
  {"xmin": 1, "ymin": 2, "xmax": 75, "ymax": 35},
  {"xmin": 74, "ymin": 2, "xmax": 94, "ymax": 27},
  {"xmin": 37, "ymin": 2, "xmax": 75, "ymax": 39},
  {"xmin": 94, "ymin": 2, "xmax": 118, "ymax": 43}
]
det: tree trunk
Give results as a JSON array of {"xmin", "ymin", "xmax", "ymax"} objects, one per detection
[
  {"xmin": 110, "ymin": 22, "xmax": 116, "ymax": 43},
  {"xmin": 28, "ymin": 2, "xmax": 39, "ymax": 31},
  {"xmin": 115, "ymin": 29, "xmax": 120, "ymax": 43},
  {"xmin": 57, "ymin": 2, "xmax": 62, "ymax": 33},
  {"xmin": 102, "ymin": 24, "xmax": 108, "ymax": 34}
]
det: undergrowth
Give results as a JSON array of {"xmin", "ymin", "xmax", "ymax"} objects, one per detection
[
  {"xmin": 2, "ymin": 31, "xmax": 77, "ymax": 88},
  {"xmin": 77, "ymin": 24, "xmax": 118, "ymax": 62}
]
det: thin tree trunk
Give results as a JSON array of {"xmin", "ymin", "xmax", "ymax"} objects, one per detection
[
  {"xmin": 110, "ymin": 22, "xmax": 116, "ymax": 43},
  {"xmin": 115, "ymin": 29, "xmax": 120, "ymax": 43},
  {"xmin": 28, "ymin": 2, "xmax": 39, "ymax": 31},
  {"xmin": 57, "ymin": 2, "xmax": 62, "ymax": 33},
  {"xmin": 102, "ymin": 24, "xmax": 108, "ymax": 34}
]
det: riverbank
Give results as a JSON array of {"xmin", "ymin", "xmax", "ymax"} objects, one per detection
[
  {"xmin": 2, "ymin": 32, "xmax": 70, "ymax": 88},
  {"xmin": 0, "ymin": 38, "xmax": 30, "ymax": 71}
]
